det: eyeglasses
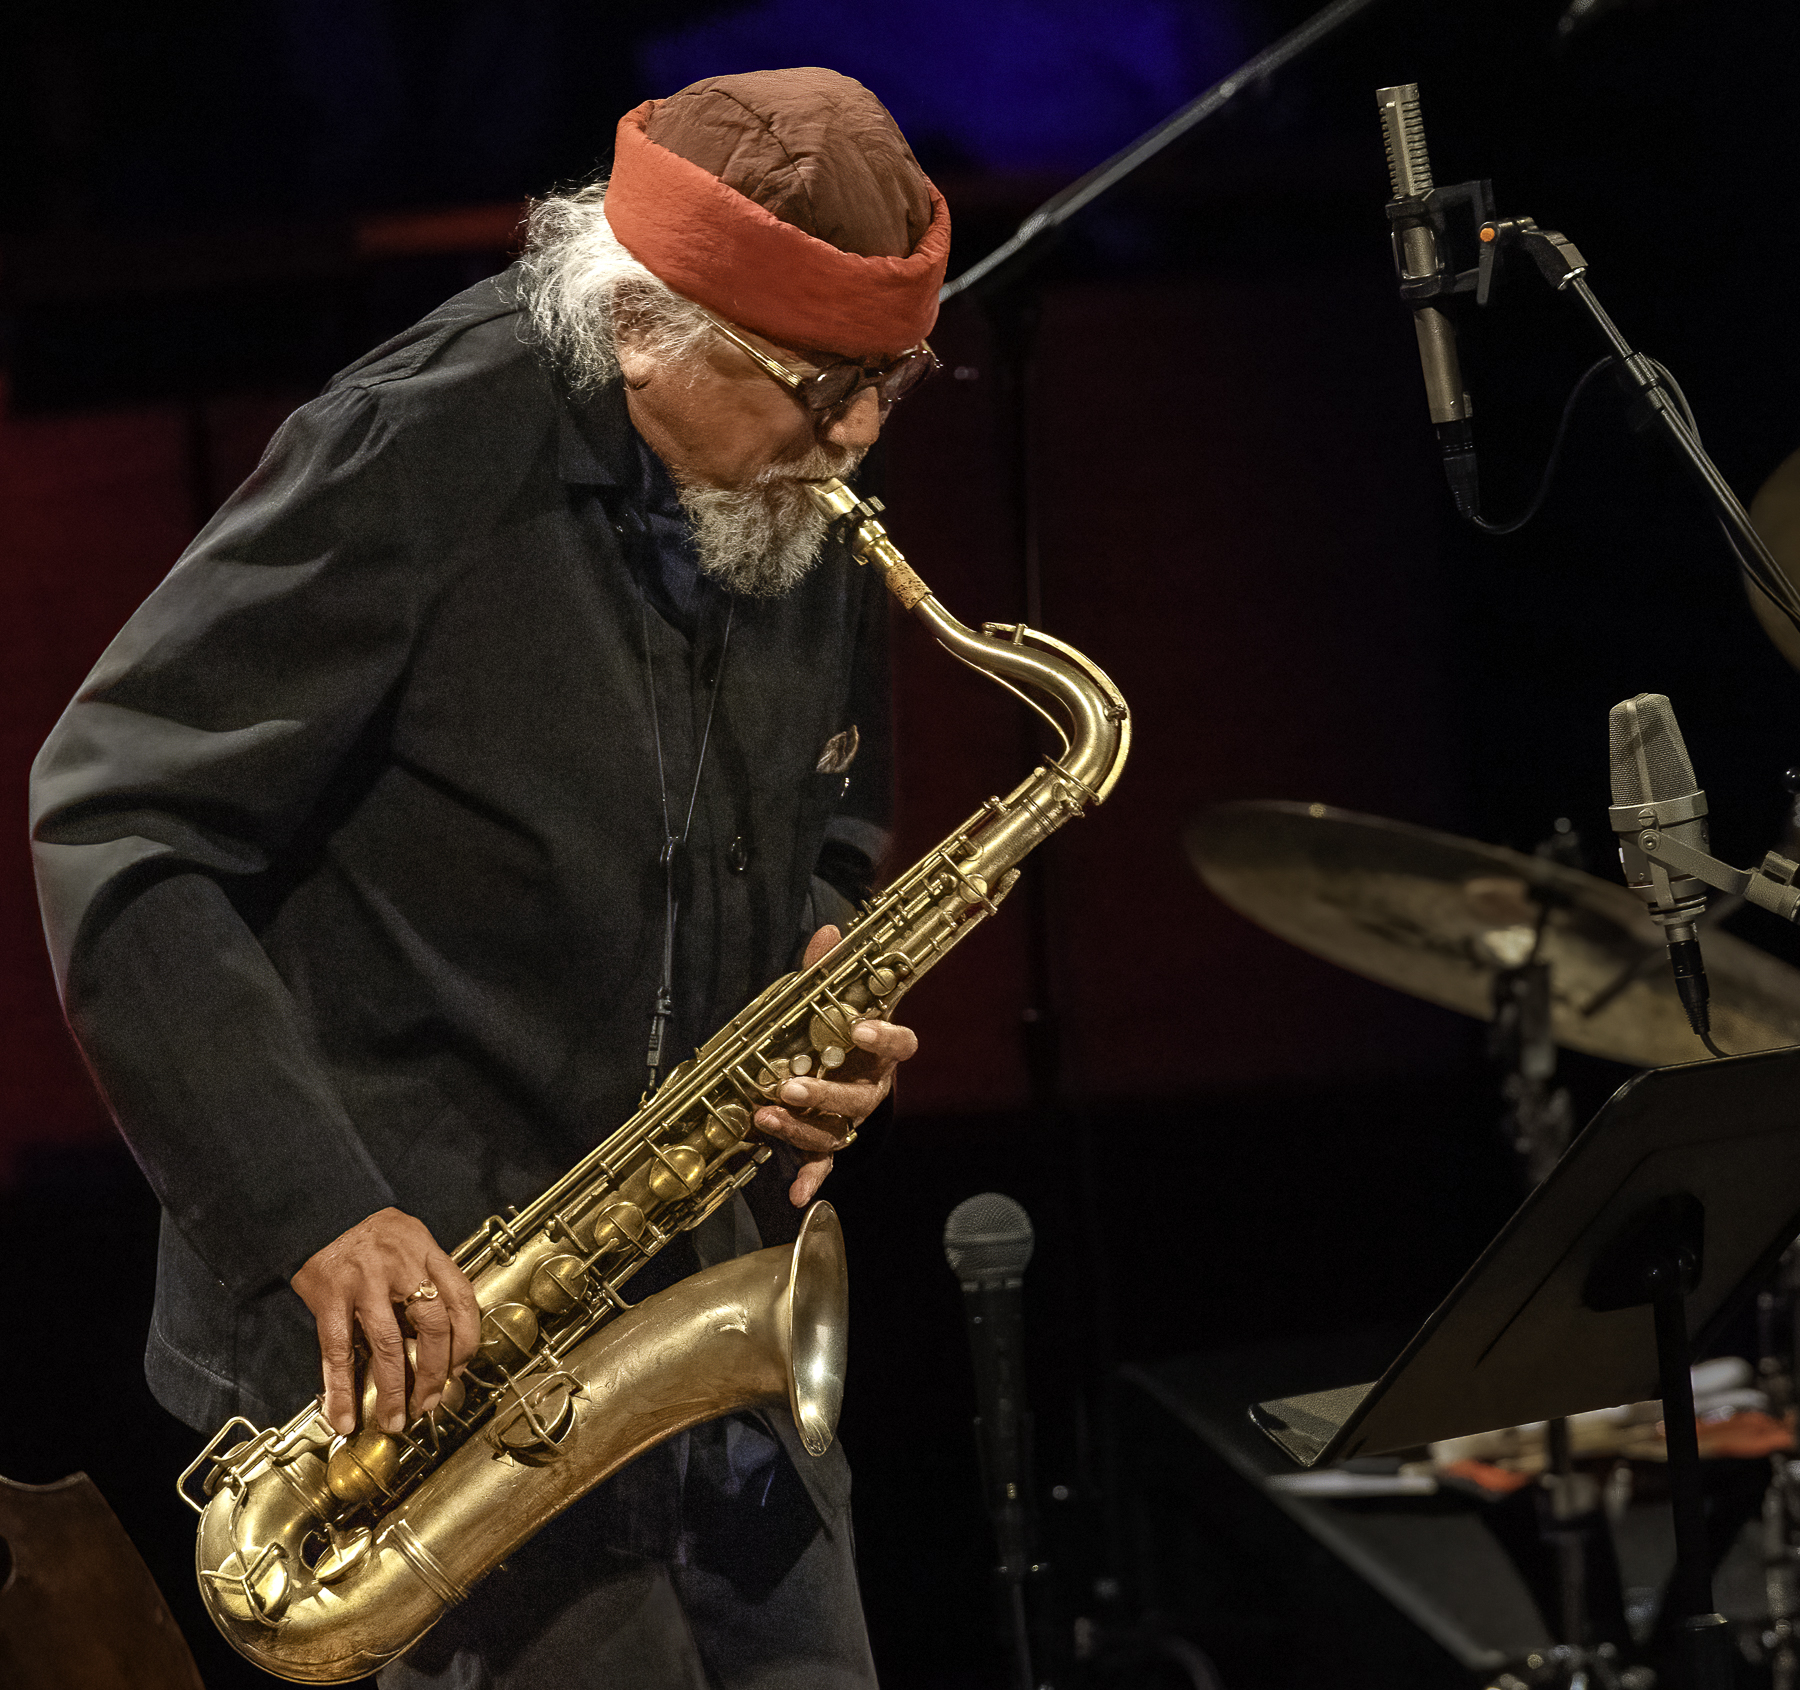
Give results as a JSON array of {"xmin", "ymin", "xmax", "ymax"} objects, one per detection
[{"xmin": 698, "ymin": 309, "xmax": 940, "ymax": 415}]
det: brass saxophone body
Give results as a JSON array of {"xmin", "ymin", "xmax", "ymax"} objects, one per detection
[{"xmin": 184, "ymin": 479, "xmax": 1132, "ymax": 1682}]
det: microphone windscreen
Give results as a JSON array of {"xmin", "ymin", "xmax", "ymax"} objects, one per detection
[
  {"xmin": 1609, "ymin": 693, "xmax": 1698, "ymax": 806},
  {"xmin": 943, "ymin": 1192, "xmax": 1034, "ymax": 1282},
  {"xmin": 1376, "ymin": 84, "xmax": 1433, "ymax": 200}
]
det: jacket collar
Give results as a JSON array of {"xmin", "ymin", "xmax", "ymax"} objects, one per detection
[{"xmin": 557, "ymin": 374, "xmax": 637, "ymax": 488}]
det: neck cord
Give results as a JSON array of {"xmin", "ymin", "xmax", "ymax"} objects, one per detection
[{"xmin": 641, "ymin": 594, "xmax": 735, "ymax": 1090}]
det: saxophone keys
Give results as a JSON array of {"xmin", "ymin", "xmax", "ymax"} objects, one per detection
[
  {"xmin": 475, "ymin": 1302, "xmax": 540, "ymax": 1374},
  {"xmin": 589, "ymin": 1200, "xmax": 648, "ymax": 1255},
  {"xmin": 808, "ymin": 1007, "xmax": 855, "ymax": 1052},
  {"xmin": 205, "ymin": 1544, "xmax": 292, "ymax": 1626},
  {"xmin": 491, "ymin": 1376, "xmax": 580, "ymax": 1464},
  {"xmin": 528, "ymin": 1254, "xmax": 589, "ymax": 1315},
  {"xmin": 864, "ymin": 966, "xmax": 897, "ymax": 999},
  {"xmin": 310, "ymin": 1526, "xmax": 373, "ymax": 1585},
  {"xmin": 646, "ymin": 1144, "xmax": 706, "ymax": 1201},
  {"xmin": 819, "ymin": 1045, "xmax": 847, "ymax": 1070},
  {"xmin": 327, "ymin": 1431, "xmax": 403, "ymax": 1509},
  {"xmin": 702, "ymin": 1102, "xmax": 752, "ymax": 1151}
]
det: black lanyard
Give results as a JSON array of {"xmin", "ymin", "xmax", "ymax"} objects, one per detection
[{"xmin": 639, "ymin": 594, "xmax": 735, "ymax": 1090}]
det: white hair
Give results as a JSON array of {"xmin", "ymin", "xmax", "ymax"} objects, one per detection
[{"xmin": 516, "ymin": 181, "xmax": 715, "ymax": 392}]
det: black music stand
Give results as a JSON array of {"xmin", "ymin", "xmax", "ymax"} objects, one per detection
[{"xmin": 1250, "ymin": 1047, "xmax": 1800, "ymax": 1690}]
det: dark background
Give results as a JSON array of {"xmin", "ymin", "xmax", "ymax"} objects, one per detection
[{"xmin": 5, "ymin": 0, "xmax": 1800, "ymax": 1685}]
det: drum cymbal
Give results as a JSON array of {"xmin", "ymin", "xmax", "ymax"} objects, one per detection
[{"xmin": 1185, "ymin": 800, "xmax": 1800, "ymax": 1068}]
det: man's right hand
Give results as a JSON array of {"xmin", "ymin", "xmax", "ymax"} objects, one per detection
[{"xmin": 290, "ymin": 1207, "xmax": 481, "ymax": 1436}]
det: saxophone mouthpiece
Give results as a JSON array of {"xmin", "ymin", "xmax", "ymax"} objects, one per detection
[
  {"xmin": 806, "ymin": 477, "xmax": 862, "ymax": 525},
  {"xmin": 809, "ymin": 480, "xmax": 932, "ymax": 610}
]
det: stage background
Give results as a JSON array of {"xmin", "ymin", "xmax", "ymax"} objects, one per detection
[{"xmin": 4, "ymin": 1, "xmax": 1798, "ymax": 1683}]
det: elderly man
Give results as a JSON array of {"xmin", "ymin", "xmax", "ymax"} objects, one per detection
[{"xmin": 31, "ymin": 68, "xmax": 948, "ymax": 1689}]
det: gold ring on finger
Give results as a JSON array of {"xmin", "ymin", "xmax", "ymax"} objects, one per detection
[{"xmin": 402, "ymin": 1281, "xmax": 439, "ymax": 1307}]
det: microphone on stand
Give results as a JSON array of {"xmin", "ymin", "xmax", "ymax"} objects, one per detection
[
  {"xmin": 944, "ymin": 1192, "xmax": 1040, "ymax": 1690},
  {"xmin": 1608, "ymin": 693, "xmax": 1714, "ymax": 1041},
  {"xmin": 1376, "ymin": 83, "xmax": 1480, "ymax": 520}
]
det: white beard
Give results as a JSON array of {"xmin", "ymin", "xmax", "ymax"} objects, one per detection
[{"xmin": 676, "ymin": 444, "xmax": 867, "ymax": 598}]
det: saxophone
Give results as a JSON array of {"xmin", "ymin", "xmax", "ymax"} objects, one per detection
[{"xmin": 182, "ymin": 479, "xmax": 1132, "ymax": 1683}]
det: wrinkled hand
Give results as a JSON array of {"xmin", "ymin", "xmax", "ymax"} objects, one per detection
[
  {"xmin": 291, "ymin": 1207, "xmax": 482, "ymax": 1436},
  {"xmin": 754, "ymin": 924, "xmax": 919, "ymax": 1207}
]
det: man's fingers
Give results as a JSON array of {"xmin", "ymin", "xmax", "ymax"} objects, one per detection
[
  {"xmin": 315, "ymin": 1300, "xmax": 359, "ymax": 1437},
  {"xmin": 291, "ymin": 1209, "xmax": 479, "ymax": 1434},
  {"xmin": 430, "ymin": 1250, "xmax": 482, "ymax": 1376},
  {"xmin": 405, "ymin": 1294, "xmax": 452, "ymax": 1418},
  {"xmin": 356, "ymin": 1286, "xmax": 413, "ymax": 1435},
  {"xmin": 802, "ymin": 924, "xmax": 841, "ymax": 971},
  {"xmin": 788, "ymin": 1151, "xmax": 834, "ymax": 1207},
  {"xmin": 850, "ymin": 1018, "xmax": 918, "ymax": 1063},
  {"xmin": 774, "ymin": 1073, "xmax": 889, "ymax": 1123},
  {"xmin": 755, "ymin": 1105, "xmax": 855, "ymax": 1154}
]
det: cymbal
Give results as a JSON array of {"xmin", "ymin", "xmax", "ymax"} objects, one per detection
[{"xmin": 1185, "ymin": 800, "xmax": 1800, "ymax": 1068}]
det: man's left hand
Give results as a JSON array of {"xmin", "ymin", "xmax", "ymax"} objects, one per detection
[{"xmin": 754, "ymin": 923, "xmax": 917, "ymax": 1206}]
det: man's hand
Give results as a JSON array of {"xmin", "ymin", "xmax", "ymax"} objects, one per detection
[
  {"xmin": 290, "ymin": 1207, "xmax": 482, "ymax": 1436},
  {"xmin": 754, "ymin": 924, "xmax": 919, "ymax": 1206}
]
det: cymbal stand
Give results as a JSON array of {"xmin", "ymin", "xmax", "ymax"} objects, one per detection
[
  {"xmin": 1489, "ymin": 875, "xmax": 1574, "ymax": 1188},
  {"xmin": 1755, "ymin": 1244, "xmax": 1800, "ymax": 1688},
  {"xmin": 1491, "ymin": 854, "xmax": 1629, "ymax": 1690}
]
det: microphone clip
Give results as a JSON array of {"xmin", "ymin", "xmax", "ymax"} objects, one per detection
[
  {"xmin": 1385, "ymin": 178, "xmax": 1497, "ymax": 305},
  {"xmin": 1473, "ymin": 216, "xmax": 1588, "ymax": 306},
  {"xmin": 1611, "ymin": 799, "xmax": 1800, "ymax": 926}
]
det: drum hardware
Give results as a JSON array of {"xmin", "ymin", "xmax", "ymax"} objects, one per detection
[
  {"xmin": 1490, "ymin": 835, "xmax": 1601, "ymax": 1688},
  {"xmin": 1745, "ymin": 1243, "xmax": 1800, "ymax": 1689},
  {"xmin": 1485, "ymin": 842, "xmax": 1576, "ymax": 1187},
  {"xmin": 1247, "ymin": 1054, "xmax": 1800, "ymax": 1690},
  {"xmin": 1186, "ymin": 802, "xmax": 1800, "ymax": 1688}
]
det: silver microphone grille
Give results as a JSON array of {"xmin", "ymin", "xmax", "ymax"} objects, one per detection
[
  {"xmin": 1608, "ymin": 693, "xmax": 1699, "ymax": 806},
  {"xmin": 1376, "ymin": 83, "xmax": 1434, "ymax": 200},
  {"xmin": 943, "ymin": 1192, "xmax": 1034, "ymax": 1282}
]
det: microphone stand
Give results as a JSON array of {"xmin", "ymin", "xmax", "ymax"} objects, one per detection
[
  {"xmin": 940, "ymin": 0, "xmax": 1389, "ymax": 308},
  {"xmin": 934, "ymin": 11, "xmax": 1390, "ymax": 1682},
  {"xmin": 1450, "ymin": 204, "xmax": 1800, "ymax": 627}
]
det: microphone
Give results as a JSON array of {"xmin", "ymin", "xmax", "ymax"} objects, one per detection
[
  {"xmin": 1608, "ymin": 693, "xmax": 1713, "ymax": 1040},
  {"xmin": 1376, "ymin": 83, "xmax": 1480, "ymax": 520},
  {"xmin": 944, "ymin": 1192, "xmax": 1038, "ymax": 1690}
]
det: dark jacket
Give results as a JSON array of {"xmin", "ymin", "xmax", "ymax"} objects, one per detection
[{"xmin": 29, "ymin": 273, "xmax": 889, "ymax": 1521}]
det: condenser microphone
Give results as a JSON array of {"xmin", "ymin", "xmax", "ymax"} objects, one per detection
[
  {"xmin": 1377, "ymin": 83, "xmax": 1480, "ymax": 520},
  {"xmin": 944, "ymin": 1193, "xmax": 1037, "ymax": 1690},
  {"xmin": 1609, "ymin": 693, "xmax": 1713, "ymax": 1039}
]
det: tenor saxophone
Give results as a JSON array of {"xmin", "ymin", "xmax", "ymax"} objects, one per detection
[{"xmin": 183, "ymin": 479, "xmax": 1132, "ymax": 1682}]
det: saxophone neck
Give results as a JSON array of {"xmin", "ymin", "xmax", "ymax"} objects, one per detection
[{"xmin": 808, "ymin": 478, "xmax": 1131, "ymax": 806}]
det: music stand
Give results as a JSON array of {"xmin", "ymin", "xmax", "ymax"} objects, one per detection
[{"xmin": 1250, "ymin": 1046, "xmax": 1800, "ymax": 1690}]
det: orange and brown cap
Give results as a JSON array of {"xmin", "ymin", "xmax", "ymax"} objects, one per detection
[{"xmin": 603, "ymin": 67, "xmax": 950, "ymax": 358}]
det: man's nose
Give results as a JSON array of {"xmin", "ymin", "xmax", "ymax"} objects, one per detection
[{"xmin": 820, "ymin": 386, "xmax": 882, "ymax": 450}]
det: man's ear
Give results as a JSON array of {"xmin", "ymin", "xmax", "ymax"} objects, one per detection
[{"xmin": 613, "ymin": 312, "xmax": 655, "ymax": 390}]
